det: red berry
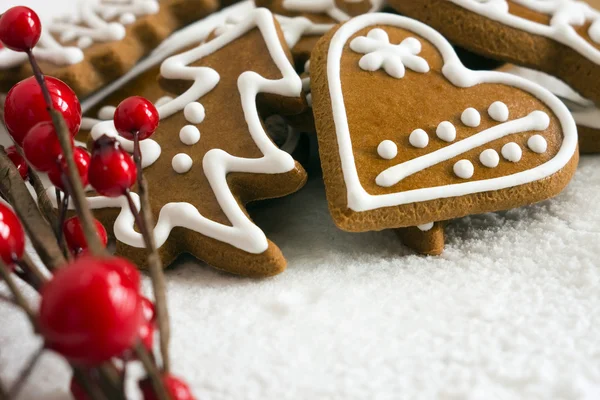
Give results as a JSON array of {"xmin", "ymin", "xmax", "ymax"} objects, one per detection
[
  {"xmin": 39, "ymin": 256, "xmax": 143, "ymax": 366},
  {"xmin": 140, "ymin": 296, "xmax": 156, "ymax": 323},
  {"xmin": 88, "ymin": 135, "xmax": 137, "ymax": 197},
  {"xmin": 4, "ymin": 76, "xmax": 81, "ymax": 145},
  {"xmin": 139, "ymin": 320, "xmax": 155, "ymax": 352},
  {"xmin": 62, "ymin": 215, "xmax": 107, "ymax": 256},
  {"xmin": 0, "ymin": 6, "xmax": 42, "ymax": 52},
  {"xmin": 139, "ymin": 375, "xmax": 196, "ymax": 400},
  {"xmin": 114, "ymin": 96, "xmax": 159, "ymax": 141},
  {"xmin": 22, "ymin": 121, "xmax": 72, "ymax": 172},
  {"xmin": 6, "ymin": 146, "xmax": 28, "ymax": 180},
  {"xmin": 48, "ymin": 147, "xmax": 90, "ymax": 192},
  {"xmin": 101, "ymin": 256, "xmax": 141, "ymax": 289},
  {"xmin": 0, "ymin": 203, "xmax": 25, "ymax": 268},
  {"xmin": 0, "ymin": 41, "xmax": 4, "ymax": 49}
]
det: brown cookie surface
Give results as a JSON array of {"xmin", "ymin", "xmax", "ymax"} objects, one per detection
[
  {"xmin": 0, "ymin": 0, "xmax": 218, "ymax": 97},
  {"xmin": 388, "ymin": 0, "xmax": 600, "ymax": 107},
  {"xmin": 71, "ymin": 9, "xmax": 308, "ymax": 277},
  {"xmin": 311, "ymin": 14, "xmax": 578, "ymax": 246}
]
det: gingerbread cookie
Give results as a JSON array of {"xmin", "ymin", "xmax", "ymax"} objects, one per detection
[
  {"xmin": 501, "ymin": 64, "xmax": 600, "ymax": 153},
  {"xmin": 54, "ymin": 8, "xmax": 308, "ymax": 277},
  {"xmin": 310, "ymin": 13, "xmax": 578, "ymax": 255},
  {"xmin": 0, "ymin": 0, "xmax": 218, "ymax": 97},
  {"xmin": 255, "ymin": 0, "xmax": 385, "ymax": 68},
  {"xmin": 388, "ymin": 0, "xmax": 600, "ymax": 108}
]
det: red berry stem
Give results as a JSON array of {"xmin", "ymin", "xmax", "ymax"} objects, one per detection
[
  {"xmin": 17, "ymin": 253, "xmax": 48, "ymax": 288},
  {"xmin": 8, "ymin": 344, "xmax": 44, "ymax": 399},
  {"xmin": 0, "ymin": 148, "xmax": 66, "ymax": 270},
  {"xmin": 72, "ymin": 368, "xmax": 108, "ymax": 400},
  {"xmin": 134, "ymin": 341, "xmax": 170, "ymax": 400},
  {"xmin": 24, "ymin": 52, "xmax": 105, "ymax": 258},
  {"xmin": 28, "ymin": 163, "xmax": 59, "ymax": 230},
  {"xmin": 132, "ymin": 131, "xmax": 171, "ymax": 373},
  {"xmin": 56, "ymin": 187, "xmax": 70, "ymax": 256},
  {"xmin": 0, "ymin": 259, "xmax": 38, "ymax": 331}
]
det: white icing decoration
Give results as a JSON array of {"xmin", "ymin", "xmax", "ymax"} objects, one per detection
[
  {"xmin": 180, "ymin": 125, "xmax": 201, "ymax": 146},
  {"xmin": 172, "ymin": 153, "xmax": 193, "ymax": 174},
  {"xmin": 479, "ymin": 149, "xmax": 499, "ymax": 168},
  {"xmin": 501, "ymin": 142, "xmax": 523, "ymax": 162},
  {"xmin": 572, "ymin": 107, "xmax": 600, "ymax": 129},
  {"xmin": 78, "ymin": 9, "xmax": 303, "ymax": 254},
  {"xmin": 453, "ymin": 159, "xmax": 474, "ymax": 179},
  {"xmin": 81, "ymin": 1, "xmax": 255, "ymax": 113},
  {"xmin": 120, "ymin": 13, "xmax": 137, "ymax": 25},
  {"xmin": 349, "ymin": 29, "xmax": 430, "ymax": 78},
  {"xmin": 304, "ymin": 60, "xmax": 310, "ymax": 73},
  {"xmin": 436, "ymin": 121, "xmax": 457, "ymax": 142},
  {"xmin": 409, "ymin": 129, "xmax": 429, "ymax": 148},
  {"xmin": 417, "ymin": 222, "xmax": 434, "ymax": 231},
  {"xmin": 527, "ymin": 134, "xmax": 548, "ymax": 154},
  {"xmin": 488, "ymin": 101, "xmax": 509, "ymax": 122},
  {"xmin": 447, "ymin": 0, "xmax": 600, "ymax": 64},
  {"xmin": 183, "ymin": 102, "xmax": 205, "ymax": 124},
  {"xmin": 461, "ymin": 107, "xmax": 481, "ymax": 127},
  {"xmin": 377, "ymin": 140, "xmax": 398, "ymax": 160},
  {"xmin": 98, "ymin": 105, "xmax": 116, "ymax": 120},
  {"xmin": 326, "ymin": 13, "xmax": 576, "ymax": 209},
  {"xmin": 0, "ymin": 0, "xmax": 160, "ymax": 69},
  {"xmin": 154, "ymin": 96, "xmax": 174, "ymax": 108}
]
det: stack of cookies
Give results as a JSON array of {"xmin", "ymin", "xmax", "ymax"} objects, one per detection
[{"xmin": 1, "ymin": 0, "xmax": 594, "ymax": 276}]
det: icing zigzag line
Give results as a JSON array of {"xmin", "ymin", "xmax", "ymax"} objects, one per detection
[{"xmin": 56, "ymin": 9, "xmax": 301, "ymax": 255}]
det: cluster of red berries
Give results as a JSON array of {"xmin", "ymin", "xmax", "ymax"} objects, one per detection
[{"xmin": 0, "ymin": 6, "xmax": 190, "ymax": 400}]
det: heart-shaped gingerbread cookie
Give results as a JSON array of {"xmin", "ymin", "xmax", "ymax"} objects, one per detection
[{"xmin": 311, "ymin": 13, "xmax": 578, "ymax": 253}]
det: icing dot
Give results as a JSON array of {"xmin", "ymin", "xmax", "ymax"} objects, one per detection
[
  {"xmin": 184, "ymin": 102, "xmax": 205, "ymax": 124},
  {"xmin": 377, "ymin": 140, "xmax": 397, "ymax": 160},
  {"xmin": 172, "ymin": 154, "xmax": 193, "ymax": 174},
  {"xmin": 417, "ymin": 222, "xmax": 434, "ymax": 231},
  {"xmin": 501, "ymin": 142, "xmax": 522, "ymax": 162},
  {"xmin": 77, "ymin": 36, "xmax": 93, "ymax": 49},
  {"xmin": 479, "ymin": 149, "xmax": 499, "ymax": 168},
  {"xmin": 120, "ymin": 13, "xmax": 136, "ymax": 25},
  {"xmin": 98, "ymin": 106, "xmax": 116, "ymax": 120},
  {"xmin": 179, "ymin": 125, "xmax": 200, "ymax": 145},
  {"xmin": 304, "ymin": 60, "xmax": 310, "ymax": 73},
  {"xmin": 436, "ymin": 121, "xmax": 456, "ymax": 142},
  {"xmin": 453, "ymin": 159, "xmax": 474, "ymax": 179},
  {"xmin": 409, "ymin": 129, "xmax": 428, "ymax": 148},
  {"xmin": 155, "ymin": 96, "xmax": 173, "ymax": 108},
  {"xmin": 461, "ymin": 107, "xmax": 481, "ymax": 127},
  {"xmin": 527, "ymin": 134, "xmax": 547, "ymax": 154},
  {"xmin": 488, "ymin": 101, "xmax": 509, "ymax": 122}
]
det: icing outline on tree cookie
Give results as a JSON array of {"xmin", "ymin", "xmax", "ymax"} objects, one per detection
[
  {"xmin": 325, "ymin": 13, "xmax": 577, "ymax": 211},
  {"xmin": 48, "ymin": 8, "xmax": 302, "ymax": 254}
]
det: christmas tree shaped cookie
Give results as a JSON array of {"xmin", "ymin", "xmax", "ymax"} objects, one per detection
[
  {"xmin": 0, "ymin": 0, "xmax": 218, "ymax": 97},
  {"xmin": 310, "ymin": 13, "xmax": 578, "ymax": 254},
  {"xmin": 72, "ymin": 9, "xmax": 308, "ymax": 277}
]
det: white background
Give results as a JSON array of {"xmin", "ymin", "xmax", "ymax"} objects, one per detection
[{"xmin": 2, "ymin": 1, "xmax": 600, "ymax": 399}]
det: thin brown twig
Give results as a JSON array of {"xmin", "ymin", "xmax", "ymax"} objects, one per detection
[
  {"xmin": 133, "ymin": 133, "xmax": 170, "ymax": 373},
  {"xmin": 16, "ymin": 253, "xmax": 49, "ymax": 291},
  {"xmin": 0, "ymin": 260, "xmax": 38, "ymax": 331},
  {"xmin": 0, "ymin": 147, "xmax": 66, "ymax": 270},
  {"xmin": 26, "ymin": 52, "xmax": 105, "ymax": 258},
  {"xmin": 8, "ymin": 345, "xmax": 44, "ymax": 399},
  {"xmin": 72, "ymin": 368, "xmax": 108, "ymax": 400},
  {"xmin": 95, "ymin": 364, "xmax": 125, "ymax": 400},
  {"xmin": 27, "ymin": 167, "xmax": 58, "ymax": 229},
  {"xmin": 134, "ymin": 342, "xmax": 169, "ymax": 400}
]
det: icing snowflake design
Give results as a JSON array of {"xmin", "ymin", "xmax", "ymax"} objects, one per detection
[
  {"xmin": 375, "ymin": 102, "xmax": 549, "ymax": 187},
  {"xmin": 349, "ymin": 28, "xmax": 430, "ymax": 78},
  {"xmin": 0, "ymin": 0, "xmax": 159, "ymax": 69}
]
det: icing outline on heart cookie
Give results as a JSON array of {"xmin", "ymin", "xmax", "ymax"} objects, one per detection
[
  {"xmin": 325, "ymin": 13, "xmax": 577, "ymax": 211},
  {"xmin": 447, "ymin": 0, "xmax": 600, "ymax": 64}
]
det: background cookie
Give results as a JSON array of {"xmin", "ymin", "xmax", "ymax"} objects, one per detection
[
  {"xmin": 311, "ymin": 13, "xmax": 578, "ymax": 254},
  {"xmin": 388, "ymin": 0, "xmax": 600, "ymax": 107},
  {"xmin": 62, "ymin": 9, "xmax": 308, "ymax": 277},
  {"xmin": 0, "ymin": 0, "xmax": 218, "ymax": 97}
]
